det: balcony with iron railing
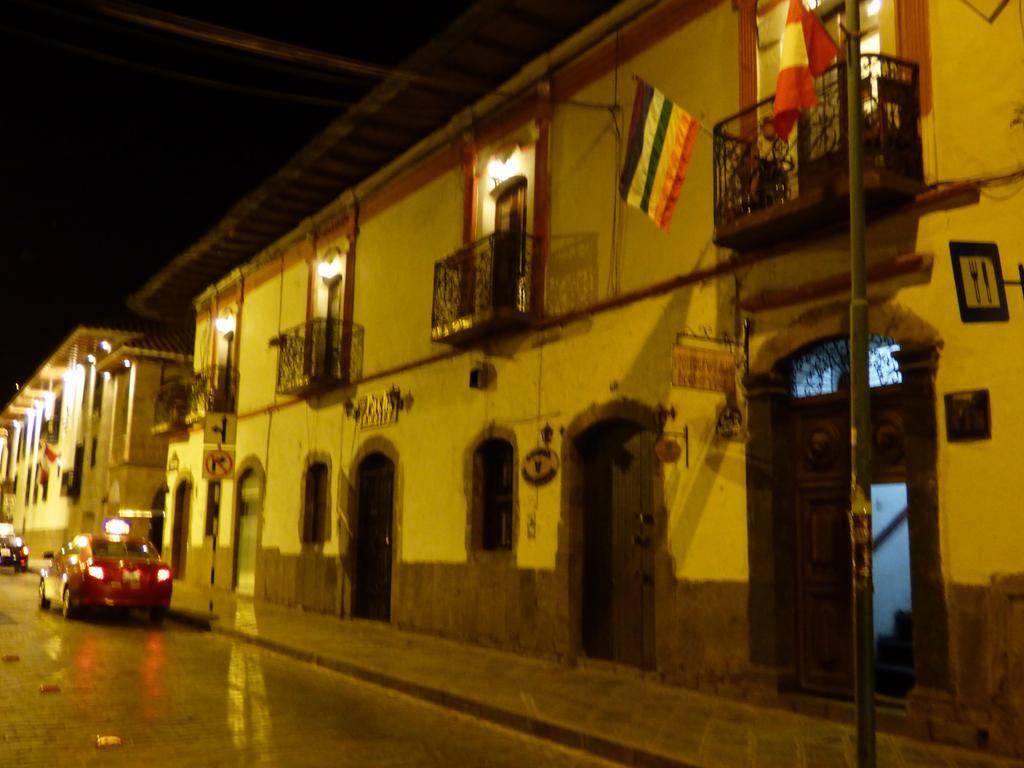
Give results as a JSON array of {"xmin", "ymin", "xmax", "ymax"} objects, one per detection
[
  {"xmin": 152, "ymin": 379, "xmax": 190, "ymax": 435},
  {"xmin": 276, "ymin": 319, "xmax": 364, "ymax": 395},
  {"xmin": 713, "ymin": 54, "xmax": 924, "ymax": 252},
  {"xmin": 186, "ymin": 365, "xmax": 238, "ymax": 425},
  {"xmin": 431, "ymin": 231, "xmax": 537, "ymax": 344}
]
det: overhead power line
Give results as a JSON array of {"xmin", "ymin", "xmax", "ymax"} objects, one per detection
[
  {"xmin": 87, "ymin": 0, "xmax": 475, "ymax": 93},
  {"xmin": 13, "ymin": 0, "xmax": 379, "ymax": 90},
  {"xmin": 0, "ymin": 23, "xmax": 350, "ymax": 109}
]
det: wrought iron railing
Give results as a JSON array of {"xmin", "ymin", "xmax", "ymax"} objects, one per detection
[
  {"xmin": 152, "ymin": 379, "xmax": 190, "ymax": 434},
  {"xmin": 713, "ymin": 54, "xmax": 922, "ymax": 231},
  {"xmin": 186, "ymin": 365, "xmax": 238, "ymax": 424},
  {"xmin": 276, "ymin": 319, "xmax": 364, "ymax": 394},
  {"xmin": 431, "ymin": 231, "xmax": 536, "ymax": 341}
]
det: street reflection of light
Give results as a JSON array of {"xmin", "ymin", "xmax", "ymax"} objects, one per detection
[
  {"xmin": 75, "ymin": 635, "xmax": 97, "ymax": 674},
  {"xmin": 45, "ymin": 635, "xmax": 63, "ymax": 662},
  {"xmin": 227, "ymin": 643, "xmax": 270, "ymax": 751},
  {"xmin": 141, "ymin": 631, "xmax": 165, "ymax": 720}
]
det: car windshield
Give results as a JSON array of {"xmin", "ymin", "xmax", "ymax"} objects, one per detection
[{"xmin": 90, "ymin": 540, "xmax": 158, "ymax": 559}]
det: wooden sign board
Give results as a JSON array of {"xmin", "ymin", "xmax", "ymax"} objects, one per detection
[{"xmin": 672, "ymin": 345, "xmax": 736, "ymax": 395}]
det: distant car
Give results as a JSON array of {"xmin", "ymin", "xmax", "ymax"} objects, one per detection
[
  {"xmin": 0, "ymin": 523, "xmax": 29, "ymax": 572},
  {"xmin": 39, "ymin": 534, "xmax": 172, "ymax": 622}
]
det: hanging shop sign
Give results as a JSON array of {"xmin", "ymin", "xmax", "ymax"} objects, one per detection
[
  {"xmin": 351, "ymin": 388, "xmax": 404, "ymax": 429},
  {"xmin": 654, "ymin": 438, "xmax": 683, "ymax": 463},
  {"xmin": 949, "ymin": 241, "xmax": 1011, "ymax": 323},
  {"xmin": 522, "ymin": 447, "xmax": 559, "ymax": 486},
  {"xmin": 672, "ymin": 345, "xmax": 736, "ymax": 395}
]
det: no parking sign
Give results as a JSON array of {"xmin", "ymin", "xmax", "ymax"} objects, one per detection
[{"xmin": 203, "ymin": 449, "xmax": 235, "ymax": 480}]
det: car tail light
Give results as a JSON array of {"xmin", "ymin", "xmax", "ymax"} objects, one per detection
[
  {"xmin": 156, "ymin": 567, "xmax": 171, "ymax": 582},
  {"xmin": 87, "ymin": 565, "xmax": 105, "ymax": 580}
]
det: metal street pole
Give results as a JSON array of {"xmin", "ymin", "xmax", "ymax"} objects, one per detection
[{"xmin": 845, "ymin": 1, "xmax": 874, "ymax": 766}]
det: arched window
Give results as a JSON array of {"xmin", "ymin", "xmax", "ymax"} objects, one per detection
[
  {"xmin": 474, "ymin": 439, "xmax": 514, "ymax": 550},
  {"xmin": 303, "ymin": 462, "xmax": 329, "ymax": 544},
  {"xmin": 790, "ymin": 335, "xmax": 902, "ymax": 398}
]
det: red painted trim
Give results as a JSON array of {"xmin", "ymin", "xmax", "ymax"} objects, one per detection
[
  {"xmin": 360, "ymin": 142, "xmax": 462, "ymax": 224},
  {"xmin": 738, "ymin": 0, "xmax": 758, "ymax": 116},
  {"xmin": 739, "ymin": 252, "xmax": 929, "ymax": 312},
  {"xmin": 532, "ymin": 105, "xmax": 552, "ymax": 316},
  {"xmin": 896, "ymin": 0, "xmax": 932, "ymax": 117},
  {"xmin": 551, "ymin": 0, "xmax": 726, "ymax": 104},
  {"xmin": 462, "ymin": 140, "xmax": 477, "ymax": 245}
]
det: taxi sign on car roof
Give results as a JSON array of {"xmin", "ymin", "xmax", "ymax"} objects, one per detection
[{"xmin": 103, "ymin": 518, "xmax": 131, "ymax": 537}]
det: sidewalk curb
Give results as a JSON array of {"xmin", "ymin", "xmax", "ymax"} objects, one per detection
[{"xmin": 167, "ymin": 608, "xmax": 697, "ymax": 768}]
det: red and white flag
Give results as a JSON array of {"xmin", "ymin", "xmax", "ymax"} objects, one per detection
[{"xmin": 772, "ymin": 0, "xmax": 839, "ymax": 141}]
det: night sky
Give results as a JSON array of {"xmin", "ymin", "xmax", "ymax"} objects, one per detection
[{"xmin": 0, "ymin": 0, "xmax": 472, "ymax": 398}]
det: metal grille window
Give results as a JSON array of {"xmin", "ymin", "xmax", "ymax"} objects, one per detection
[
  {"xmin": 476, "ymin": 440, "xmax": 514, "ymax": 550},
  {"xmin": 303, "ymin": 462, "xmax": 329, "ymax": 544},
  {"xmin": 790, "ymin": 336, "xmax": 901, "ymax": 398}
]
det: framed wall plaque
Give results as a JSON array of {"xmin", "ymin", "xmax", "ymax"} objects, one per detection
[{"xmin": 944, "ymin": 389, "xmax": 991, "ymax": 441}]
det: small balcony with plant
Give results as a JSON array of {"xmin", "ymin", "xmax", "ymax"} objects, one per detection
[
  {"xmin": 431, "ymin": 231, "xmax": 537, "ymax": 344},
  {"xmin": 152, "ymin": 378, "xmax": 190, "ymax": 435},
  {"xmin": 275, "ymin": 319, "xmax": 364, "ymax": 396},
  {"xmin": 186, "ymin": 365, "xmax": 238, "ymax": 424},
  {"xmin": 713, "ymin": 54, "xmax": 924, "ymax": 252}
]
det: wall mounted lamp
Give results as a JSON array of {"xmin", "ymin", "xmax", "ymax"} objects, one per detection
[{"xmin": 214, "ymin": 314, "xmax": 236, "ymax": 336}]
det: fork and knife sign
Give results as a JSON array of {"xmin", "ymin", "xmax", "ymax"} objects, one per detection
[{"xmin": 967, "ymin": 258, "xmax": 993, "ymax": 304}]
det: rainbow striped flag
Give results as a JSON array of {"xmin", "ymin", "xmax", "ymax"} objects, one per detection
[{"xmin": 619, "ymin": 79, "xmax": 699, "ymax": 231}]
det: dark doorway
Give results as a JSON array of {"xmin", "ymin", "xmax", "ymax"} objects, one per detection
[
  {"xmin": 149, "ymin": 486, "xmax": 167, "ymax": 554},
  {"xmin": 577, "ymin": 419, "xmax": 655, "ymax": 668},
  {"xmin": 492, "ymin": 177, "xmax": 526, "ymax": 310},
  {"xmin": 171, "ymin": 481, "xmax": 191, "ymax": 580},
  {"xmin": 354, "ymin": 453, "xmax": 394, "ymax": 621}
]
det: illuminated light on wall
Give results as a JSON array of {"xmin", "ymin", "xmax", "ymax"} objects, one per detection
[
  {"xmin": 214, "ymin": 314, "xmax": 236, "ymax": 335},
  {"xmin": 123, "ymin": 359, "xmax": 132, "ymax": 368},
  {"xmin": 317, "ymin": 257, "xmax": 343, "ymax": 281},
  {"xmin": 866, "ymin": 0, "xmax": 881, "ymax": 16},
  {"xmin": 102, "ymin": 372, "xmax": 111, "ymax": 381},
  {"xmin": 486, "ymin": 146, "xmax": 523, "ymax": 187},
  {"xmin": 86, "ymin": 354, "xmax": 96, "ymax": 364},
  {"xmin": 99, "ymin": 340, "xmax": 111, "ymax": 352}
]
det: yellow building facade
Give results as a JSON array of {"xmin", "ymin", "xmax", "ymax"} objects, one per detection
[{"xmin": 152, "ymin": 0, "xmax": 1024, "ymax": 756}]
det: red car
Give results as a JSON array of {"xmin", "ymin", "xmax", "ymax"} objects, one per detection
[{"xmin": 39, "ymin": 534, "xmax": 172, "ymax": 622}]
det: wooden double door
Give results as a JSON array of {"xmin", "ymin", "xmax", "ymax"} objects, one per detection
[
  {"xmin": 578, "ymin": 420, "xmax": 656, "ymax": 669},
  {"xmin": 790, "ymin": 387, "xmax": 906, "ymax": 695}
]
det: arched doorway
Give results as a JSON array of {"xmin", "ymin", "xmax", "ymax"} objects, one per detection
[
  {"xmin": 171, "ymin": 480, "xmax": 191, "ymax": 580},
  {"xmin": 233, "ymin": 470, "xmax": 260, "ymax": 595},
  {"xmin": 767, "ymin": 336, "xmax": 916, "ymax": 698},
  {"xmin": 354, "ymin": 453, "xmax": 394, "ymax": 621},
  {"xmin": 575, "ymin": 418, "xmax": 656, "ymax": 669}
]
